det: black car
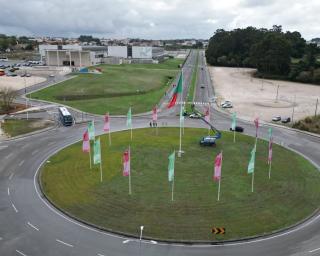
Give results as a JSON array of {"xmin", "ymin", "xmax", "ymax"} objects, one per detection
[
  {"xmin": 281, "ymin": 117, "xmax": 291, "ymax": 123},
  {"xmin": 230, "ymin": 126, "xmax": 244, "ymax": 132}
]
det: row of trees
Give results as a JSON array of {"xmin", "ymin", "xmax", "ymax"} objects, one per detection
[
  {"xmin": 0, "ymin": 34, "xmax": 35, "ymax": 51},
  {"xmin": 205, "ymin": 25, "xmax": 320, "ymax": 84}
]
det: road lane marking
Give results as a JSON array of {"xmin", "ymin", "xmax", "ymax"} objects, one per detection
[
  {"xmin": 27, "ymin": 222, "xmax": 39, "ymax": 231},
  {"xmin": 309, "ymin": 247, "xmax": 320, "ymax": 253},
  {"xmin": 16, "ymin": 250, "xmax": 27, "ymax": 256},
  {"xmin": 56, "ymin": 239, "xmax": 74, "ymax": 247},
  {"xmin": 7, "ymin": 187, "xmax": 10, "ymax": 196},
  {"xmin": 31, "ymin": 150, "xmax": 39, "ymax": 156},
  {"xmin": 18, "ymin": 160, "xmax": 25, "ymax": 167},
  {"xmin": 123, "ymin": 240, "xmax": 131, "ymax": 244},
  {"xmin": 5, "ymin": 153, "xmax": 13, "ymax": 159},
  {"xmin": 9, "ymin": 173, "xmax": 14, "ymax": 180},
  {"xmin": 97, "ymin": 254, "xmax": 105, "ymax": 256},
  {"xmin": 12, "ymin": 203, "xmax": 18, "ymax": 213}
]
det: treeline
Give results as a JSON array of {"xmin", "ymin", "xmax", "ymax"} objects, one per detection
[
  {"xmin": 205, "ymin": 25, "xmax": 320, "ymax": 84},
  {"xmin": 0, "ymin": 34, "xmax": 35, "ymax": 51}
]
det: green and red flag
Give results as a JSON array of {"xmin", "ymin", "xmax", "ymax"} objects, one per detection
[
  {"xmin": 93, "ymin": 138, "xmax": 101, "ymax": 165},
  {"xmin": 167, "ymin": 72, "xmax": 183, "ymax": 108}
]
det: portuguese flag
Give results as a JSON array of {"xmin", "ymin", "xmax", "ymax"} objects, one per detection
[{"xmin": 167, "ymin": 72, "xmax": 183, "ymax": 108}]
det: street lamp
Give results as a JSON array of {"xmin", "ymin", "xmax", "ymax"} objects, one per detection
[{"xmin": 139, "ymin": 226, "xmax": 144, "ymax": 256}]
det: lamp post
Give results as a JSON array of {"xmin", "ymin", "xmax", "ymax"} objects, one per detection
[{"xmin": 139, "ymin": 226, "xmax": 144, "ymax": 256}]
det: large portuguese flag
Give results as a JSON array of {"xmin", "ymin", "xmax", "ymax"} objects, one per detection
[{"xmin": 167, "ymin": 72, "xmax": 183, "ymax": 108}]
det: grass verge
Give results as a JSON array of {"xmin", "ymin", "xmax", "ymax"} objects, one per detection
[{"xmin": 40, "ymin": 128, "xmax": 320, "ymax": 241}]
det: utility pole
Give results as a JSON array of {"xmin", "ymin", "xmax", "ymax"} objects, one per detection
[
  {"xmin": 275, "ymin": 85, "xmax": 280, "ymax": 103},
  {"xmin": 315, "ymin": 98, "xmax": 319, "ymax": 117},
  {"xmin": 291, "ymin": 94, "xmax": 296, "ymax": 124}
]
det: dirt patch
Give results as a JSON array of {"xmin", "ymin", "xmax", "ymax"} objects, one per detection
[{"xmin": 209, "ymin": 67, "xmax": 320, "ymax": 122}]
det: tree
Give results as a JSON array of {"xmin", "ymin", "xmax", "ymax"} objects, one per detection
[
  {"xmin": 0, "ymin": 87, "xmax": 18, "ymax": 111},
  {"xmin": 285, "ymin": 31, "xmax": 306, "ymax": 58}
]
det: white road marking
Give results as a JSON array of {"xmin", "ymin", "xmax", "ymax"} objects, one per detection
[
  {"xmin": 31, "ymin": 150, "xmax": 39, "ymax": 156},
  {"xmin": 7, "ymin": 187, "xmax": 10, "ymax": 196},
  {"xmin": 16, "ymin": 249, "xmax": 27, "ymax": 256},
  {"xmin": 56, "ymin": 239, "xmax": 74, "ymax": 247},
  {"xmin": 97, "ymin": 254, "xmax": 105, "ymax": 256},
  {"xmin": 0, "ymin": 236, "xmax": 3, "ymax": 241},
  {"xmin": 12, "ymin": 203, "xmax": 18, "ymax": 213},
  {"xmin": 122, "ymin": 240, "xmax": 131, "ymax": 244},
  {"xmin": 18, "ymin": 160, "xmax": 25, "ymax": 167},
  {"xmin": 27, "ymin": 222, "xmax": 39, "ymax": 231},
  {"xmin": 5, "ymin": 153, "xmax": 13, "ymax": 159},
  {"xmin": 309, "ymin": 247, "xmax": 320, "ymax": 253},
  {"xmin": 9, "ymin": 173, "xmax": 14, "ymax": 180},
  {"xmin": 0, "ymin": 145, "xmax": 8, "ymax": 150}
]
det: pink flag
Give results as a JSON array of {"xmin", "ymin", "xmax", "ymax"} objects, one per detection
[
  {"xmin": 213, "ymin": 152, "xmax": 223, "ymax": 181},
  {"xmin": 104, "ymin": 113, "xmax": 110, "ymax": 132},
  {"xmin": 152, "ymin": 106, "xmax": 158, "ymax": 122},
  {"xmin": 254, "ymin": 117, "xmax": 259, "ymax": 137},
  {"xmin": 268, "ymin": 138, "xmax": 273, "ymax": 164},
  {"xmin": 82, "ymin": 130, "xmax": 90, "ymax": 153},
  {"xmin": 205, "ymin": 107, "xmax": 210, "ymax": 122},
  {"xmin": 123, "ymin": 148, "xmax": 130, "ymax": 176}
]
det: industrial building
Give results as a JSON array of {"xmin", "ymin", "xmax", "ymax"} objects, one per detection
[{"xmin": 39, "ymin": 45, "xmax": 164, "ymax": 67}]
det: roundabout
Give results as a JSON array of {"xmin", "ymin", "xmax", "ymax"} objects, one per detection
[{"xmin": 39, "ymin": 127, "xmax": 320, "ymax": 242}]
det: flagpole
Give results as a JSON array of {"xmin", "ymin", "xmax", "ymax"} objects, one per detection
[
  {"xmin": 268, "ymin": 161, "xmax": 272, "ymax": 179},
  {"xmin": 108, "ymin": 131, "xmax": 112, "ymax": 146},
  {"xmin": 217, "ymin": 150, "xmax": 222, "ymax": 201},
  {"xmin": 89, "ymin": 144, "xmax": 92, "ymax": 169},
  {"xmin": 251, "ymin": 171, "xmax": 254, "ymax": 193},
  {"xmin": 233, "ymin": 129, "xmax": 236, "ymax": 143},
  {"xmin": 129, "ymin": 146, "xmax": 132, "ymax": 195},
  {"xmin": 130, "ymin": 127, "xmax": 133, "ymax": 141}
]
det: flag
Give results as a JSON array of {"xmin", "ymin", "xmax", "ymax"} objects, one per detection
[
  {"xmin": 213, "ymin": 152, "xmax": 223, "ymax": 181},
  {"xmin": 248, "ymin": 146, "xmax": 256, "ymax": 174},
  {"xmin": 93, "ymin": 138, "xmax": 101, "ymax": 165},
  {"xmin": 254, "ymin": 117, "xmax": 259, "ymax": 137},
  {"xmin": 104, "ymin": 113, "xmax": 110, "ymax": 132},
  {"xmin": 123, "ymin": 148, "xmax": 130, "ymax": 177},
  {"xmin": 231, "ymin": 112, "xmax": 236, "ymax": 130},
  {"xmin": 268, "ymin": 128, "xmax": 273, "ymax": 164},
  {"xmin": 126, "ymin": 107, "xmax": 132, "ymax": 128},
  {"xmin": 205, "ymin": 106, "xmax": 210, "ymax": 122},
  {"xmin": 167, "ymin": 73, "xmax": 183, "ymax": 108},
  {"xmin": 152, "ymin": 106, "xmax": 158, "ymax": 122},
  {"xmin": 88, "ymin": 120, "xmax": 95, "ymax": 140},
  {"xmin": 168, "ymin": 151, "xmax": 175, "ymax": 182},
  {"xmin": 82, "ymin": 130, "xmax": 90, "ymax": 153}
]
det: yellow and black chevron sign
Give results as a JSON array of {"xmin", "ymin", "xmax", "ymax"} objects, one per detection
[{"xmin": 211, "ymin": 227, "xmax": 225, "ymax": 235}]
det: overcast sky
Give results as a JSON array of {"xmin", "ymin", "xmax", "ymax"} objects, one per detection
[{"xmin": 0, "ymin": 0, "xmax": 319, "ymax": 40}]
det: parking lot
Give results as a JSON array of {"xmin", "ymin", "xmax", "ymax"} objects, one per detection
[{"xmin": 209, "ymin": 67, "xmax": 320, "ymax": 123}]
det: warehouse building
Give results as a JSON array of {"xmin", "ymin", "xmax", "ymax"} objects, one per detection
[{"xmin": 39, "ymin": 45, "xmax": 164, "ymax": 67}]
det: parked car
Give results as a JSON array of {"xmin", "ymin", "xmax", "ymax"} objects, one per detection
[
  {"xmin": 200, "ymin": 136, "xmax": 217, "ymax": 146},
  {"xmin": 221, "ymin": 102, "xmax": 233, "ymax": 108},
  {"xmin": 281, "ymin": 117, "xmax": 291, "ymax": 123},
  {"xmin": 200, "ymin": 85, "xmax": 205, "ymax": 88},
  {"xmin": 26, "ymin": 74, "xmax": 31, "ymax": 77},
  {"xmin": 272, "ymin": 116, "xmax": 281, "ymax": 122},
  {"xmin": 189, "ymin": 113, "xmax": 202, "ymax": 119},
  {"xmin": 221, "ymin": 100, "xmax": 232, "ymax": 105},
  {"xmin": 230, "ymin": 126, "xmax": 244, "ymax": 132}
]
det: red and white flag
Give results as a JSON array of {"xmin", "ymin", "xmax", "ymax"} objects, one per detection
[
  {"xmin": 268, "ymin": 137, "xmax": 273, "ymax": 164},
  {"xmin": 204, "ymin": 106, "xmax": 210, "ymax": 122},
  {"xmin": 213, "ymin": 152, "xmax": 223, "ymax": 181},
  {"xmin": 82, "ymin": 130, "xmax": 90, "ymax": 153},
  {"xmin": 152, "ymin": 106, "xmax": 158, "ymax": 122},
  {"xmin": 123, "ymin": 148, "xmax": 131, "ymax": 177},
  {"xmin": 104, "ymin": 113, "xmax": 110, "ymax": 132},
  {"xmin": 254, "ymin": 117, "xmax": 259, "ymax": 137}
]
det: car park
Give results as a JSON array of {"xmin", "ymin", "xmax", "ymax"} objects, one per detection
[
  {"xmin": 281, "ymin": 117, "xmax": 291, "ymax": 123},
  {"xmin": 272, "ymin": 116, "xmax": 281, "ymax": 122},
  {"xmin": 230, "ymin": 126, "xmax": 244, "ymax": 132}
]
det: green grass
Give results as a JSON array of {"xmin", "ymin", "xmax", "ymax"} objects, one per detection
[
  {"xmin": 2, "ymin": 119, "xmax": 52, "ymax": 137},
  {"xmin": 31, "ymin": 59, "xmax": 183, "ymax": 115},
  {"xmin": 186, "ymin": 51, "xmax": 199, "ymax": 113},
  {"xmin": 40, "ymin": 128, "xmax": 320, "ymax": 241}
]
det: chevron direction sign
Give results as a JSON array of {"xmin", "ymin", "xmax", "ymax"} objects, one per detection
[{"xmin": 211, "ymin": 227, "xmax": 225, "ymax": 235}]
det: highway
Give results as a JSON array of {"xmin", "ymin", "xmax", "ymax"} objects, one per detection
[{"xmin": 0, "ymin": 50, "xmax": 320, "ymax": 256}]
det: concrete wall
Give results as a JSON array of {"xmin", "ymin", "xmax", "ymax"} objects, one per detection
[
  {"xmin": 132, "ymin": 46, "xmax": 152, "ymax": 59},
  {"xmin": 108, "ymin": 46, "xmax": 128, "ymax": 58},
  {"xmin": 45, "ymin": 51, "xmax": 91, "ymax": 67}
]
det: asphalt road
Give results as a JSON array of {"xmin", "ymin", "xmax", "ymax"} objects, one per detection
[{"xmin": 0, "ymin": 51, "xmax": 320, "ymax": 256}]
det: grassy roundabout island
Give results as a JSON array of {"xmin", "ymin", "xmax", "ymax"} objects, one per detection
[{"xmin": 40, "ymin": 128, "xmax": 320, "ymax": 241}]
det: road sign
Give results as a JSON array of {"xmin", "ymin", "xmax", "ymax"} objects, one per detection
[{"xmin": 211, "ymin": 227, "xmax": 225, "ymax": 235}]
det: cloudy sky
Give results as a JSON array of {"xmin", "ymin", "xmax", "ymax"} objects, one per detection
[{"xmin": 0, "ymin": 0, "xmax": 319, "ymax": 39}]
